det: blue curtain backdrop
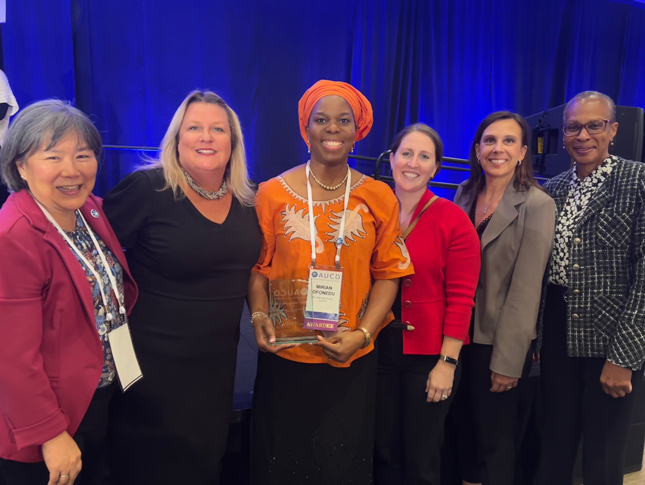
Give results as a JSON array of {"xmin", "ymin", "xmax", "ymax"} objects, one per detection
[{"xmin": 3, "ymin": 0, "xmax": 645, "ymax": 195}]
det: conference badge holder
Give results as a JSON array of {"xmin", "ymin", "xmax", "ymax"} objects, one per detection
[
  {"xmin": 109, "ymin": 323, "xmax": 143, "ymax": 392},
  {"xmin": 304, "ymin": 265, "xmax": 343, "ymax": 333}
]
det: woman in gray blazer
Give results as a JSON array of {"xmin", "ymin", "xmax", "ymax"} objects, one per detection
[
  {"xmin": 448, "ymin": 112, "xmax": 555, "ymax": 485},
  {"xmin": 537, "ymin": 91, "xmax": 645, "ymax": 485}
]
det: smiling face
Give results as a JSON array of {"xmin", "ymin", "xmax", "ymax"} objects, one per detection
[
  {"xmin": 18, "ymin": 131, "xmax": 98, "ymax": 223},
  {"xmin": 305, "ymin": 95, "xmax": 356, "ymax": 166},
  {"xmin": 475, "ymin": 119, "xmax": 527, "ymax": 183},
  {"xmin": 390, "ymin": 131, "xmax": 437, "ymax": 194},
  {"xmin": 177, "ymin": 102, "xmax": 232, "ymax": 177},
  {"xmin": 563, "ymin": 98, "xmax": 618, "ymax": 172}
]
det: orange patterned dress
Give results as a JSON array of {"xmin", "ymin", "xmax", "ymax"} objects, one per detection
[{"xmin": 254, "ymin": 173, "xmax": 414, "ymax": 367}]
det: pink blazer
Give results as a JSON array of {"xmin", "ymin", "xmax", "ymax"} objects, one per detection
[{"xmin": 0, "ymin": 190, "xmax": 137, "ymax": 462}]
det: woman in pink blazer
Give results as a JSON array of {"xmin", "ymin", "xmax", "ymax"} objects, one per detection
[
  {"xmin": 375, "ymin": 124, "xmax": 481, "ymax": 485},
  {"xmin": 0, "ymin": 100, "xmax": 137, "ymax": 485}
]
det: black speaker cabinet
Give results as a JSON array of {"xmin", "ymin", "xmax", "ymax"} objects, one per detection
[{"xmin": 525, "ymin": 104, "xmax": 645, "ymax": 178}]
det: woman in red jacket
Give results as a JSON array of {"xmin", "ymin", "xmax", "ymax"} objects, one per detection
[
  {"xmin": 0, "ymin": 100, "xmax": 137, "ymax": 485},
  {"xmin": 374, "ymin": 123, "xmax": 481, "ymax": 485}
]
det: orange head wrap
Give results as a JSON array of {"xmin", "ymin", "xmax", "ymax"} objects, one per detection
[{"xmin": 298, "ymin": 80, "xmax": 374, "ymax": 144}]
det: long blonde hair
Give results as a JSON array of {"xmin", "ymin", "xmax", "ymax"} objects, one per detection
[{"xmin": 146, "ymin": 90, "xmax": 255, "ymax": 207}]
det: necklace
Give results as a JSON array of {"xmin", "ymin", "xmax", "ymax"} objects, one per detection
[
  {"xmin": 399, "ymin": 207, "xmax": 415, "ymax": 230},
  {"xmin": 480, "ymin": 192, "xmax": 503, "ymax": 215},
  {"xmin": 307, "ymin": 162, "xmax": 349, "ymax": 191},
  {"xmin": 181, "ymin": 167, "xmax": 228, "ymax": 200}
]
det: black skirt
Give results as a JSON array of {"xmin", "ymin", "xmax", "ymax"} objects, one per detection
[{"xmin": 251, "ymin": 350, "xmax": 377, "ymax": 485}]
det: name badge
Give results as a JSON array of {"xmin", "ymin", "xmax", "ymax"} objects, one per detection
[
  {"xmin": 108, "ymin": 323, "xmax": 143, "ymax": 391},
  {"xmin": 304, "ymin": 266, "xmax": 343, "ymax": 331}
]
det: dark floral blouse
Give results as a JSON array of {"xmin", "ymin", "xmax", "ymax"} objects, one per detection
[{"xmin": 64, "ymin": 211, "xmax": 126, "ymax": 388}]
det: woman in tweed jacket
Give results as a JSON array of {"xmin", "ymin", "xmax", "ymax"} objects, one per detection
[{"xmin": 537, "ymin": 91, "xmax": 645, "ymax": 485}]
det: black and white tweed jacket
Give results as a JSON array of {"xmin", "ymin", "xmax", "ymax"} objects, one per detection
[{"xmin": 538, "ymin": 156, "xmax": 645, "ymax": 370}]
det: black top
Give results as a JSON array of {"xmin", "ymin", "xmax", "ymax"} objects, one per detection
[
  {"xmin": 104, "ymin": 168, "xmax": 261, "ymax": 302},
  {"xmin": 469, "ymin": 198, "xmax": 493, "ymax": 239}
]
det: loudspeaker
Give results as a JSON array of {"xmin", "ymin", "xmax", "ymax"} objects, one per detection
[{"xmin": 526, "ymin": 104, "xmax": 645, "ymax": 178}]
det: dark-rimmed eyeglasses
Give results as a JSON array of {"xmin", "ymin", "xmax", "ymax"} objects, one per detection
[{"xmin": 562, "ymin": 119, "xmax": 612, "ymax": 137}]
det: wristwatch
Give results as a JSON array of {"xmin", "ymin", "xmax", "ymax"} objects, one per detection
[{"xmin": 439, "ymin": 354, "xmax": 458, "ymax": 366}]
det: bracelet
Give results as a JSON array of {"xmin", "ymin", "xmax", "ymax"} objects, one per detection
[
  {"xmin": 354, "ymin": 327, "xmax": 372, "ymax": 349},
  {"xmin": 439, "ymin": 354, "xmax": 459, "ymax": 366},
  {"xmin": 250, "ymin": 311, "xmax": 269, "ymax": 326}
]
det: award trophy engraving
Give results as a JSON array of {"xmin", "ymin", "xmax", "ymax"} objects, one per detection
[{"xmin": 269, "ymin": 278, "xmax": 318, "ymax": 344}]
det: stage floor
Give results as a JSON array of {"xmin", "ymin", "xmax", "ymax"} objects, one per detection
[{"xmin": 626, "ymin": 454, "xmax": 645, "ymax": 485}]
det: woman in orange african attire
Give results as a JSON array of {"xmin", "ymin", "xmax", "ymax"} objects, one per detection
[{"xmin": 248, "ymin": 80, "xmax": 414, "ymax": 484}]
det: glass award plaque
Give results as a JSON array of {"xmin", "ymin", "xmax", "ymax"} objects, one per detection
[{"xmin": 269, "ymin": 278, "xmax": 318, "ymax": 345}]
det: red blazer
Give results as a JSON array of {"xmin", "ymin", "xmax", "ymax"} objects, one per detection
[
  {"xmin": 400, "ymin": 190, "xmax": 481, "ymax": 355},
  {"xmin": 0, "ymin": 190, "xmax": 137, "ymax": 462}
]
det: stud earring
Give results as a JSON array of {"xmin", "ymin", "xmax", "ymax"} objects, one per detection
[{"xmin": 518, "ymin": 160, "xmax": 522, "ymax": 166}]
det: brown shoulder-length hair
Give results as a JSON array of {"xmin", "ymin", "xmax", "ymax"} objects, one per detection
[
  {"xmin": 390, "ymin": 123, "xmax": 444, "ymax": 177},
  {"xmin": 461, "ymin": 111, "xmax": 542, "ymax": 203}
]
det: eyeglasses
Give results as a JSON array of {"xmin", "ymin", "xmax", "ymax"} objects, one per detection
[{"xmin": 562, "ymin": 119, "xmax": 612, "ymax": 137}]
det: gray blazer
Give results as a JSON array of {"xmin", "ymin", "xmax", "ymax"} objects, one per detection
[{"xmin": 455, "ymin": 180, "xmax": 555, "ymax": 377}]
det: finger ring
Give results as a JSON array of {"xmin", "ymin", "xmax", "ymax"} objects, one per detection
[
  {"xmin": 60, "ymin": 475, "xmax": 70, "ymax": 479},
  {"xmin": 328, "ymin": 355, "xmax": 332, "ymax": 360},
  {"xmin": 506, "ymin": 385, "xmax": 513, "ymax": 390},
  {"xmin": 441, "ymin": 395, "xmax": 448, "ymax": 400}
]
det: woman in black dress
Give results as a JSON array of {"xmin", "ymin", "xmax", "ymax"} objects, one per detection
[{"xmin": 103, "ymin": 90, "xmax": 261, "ymax": 485}]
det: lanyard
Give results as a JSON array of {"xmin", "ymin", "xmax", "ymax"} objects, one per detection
[
  {"xmin": 305, "ymin": 161, "xmax": 351, "ymax": 269},
  {"xmin": 34, "ymin": 199, "xmax": 126, "ymax": 322}
]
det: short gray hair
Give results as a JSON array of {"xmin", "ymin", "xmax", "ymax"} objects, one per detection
[
  {"xmin": 0, "ymin": 100, "xmax": 102, "ymax": 192},
  {"xmin": 564, "ymin": 91, "xmax": 617, "ymax": 122}
]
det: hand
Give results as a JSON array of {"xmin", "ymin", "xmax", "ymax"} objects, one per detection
[
  {"xmin": 600, "ymin": 361, "xmax": 633, "ymax": 398},
  {"xmin": 426, "ymin": 360, "xmax": 455, "ymax": 403},
  {"xmin": 42, "ymin": 431, "xmax": 82, "ymax": 485},
  {"xmin": 252, "ymin": 316, "xmax": 297, "ymax": 354},
  {"xmin": 490, "ymin": 372, "xmax": 519, "ymax": 393},
  {"xmin": 316, "ymin": 330, "xmax": 364, "ymax": 363}
]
